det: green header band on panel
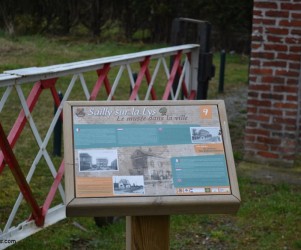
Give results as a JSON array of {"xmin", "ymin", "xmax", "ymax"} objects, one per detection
[{"xmin": 73, "ymin": 124, "xmax": 201, "ymax": 149}]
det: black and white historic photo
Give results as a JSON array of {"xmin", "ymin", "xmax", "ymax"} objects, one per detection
[
  {"xmin": 190, "ymin": 127, "xmax": 222, "ymax": 144},
  {"xmin": 78, "ymin": 149, "xmax": 118, "ymax": 172},
  {"xmin": 113, "ymin": 175, "xmax": 145, "ymax": 195}
]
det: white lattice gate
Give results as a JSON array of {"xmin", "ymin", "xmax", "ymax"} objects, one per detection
[{"xmin": 0, "ymin": 44, "xmax": 200, "ymax": 249}]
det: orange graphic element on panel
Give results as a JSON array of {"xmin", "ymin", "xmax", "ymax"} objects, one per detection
[
  {"xmin": 194, "ymin": 143, "xmax": 225, "ymax": 153},
  {"xmin": 76, "ymin": 177, "xmax": 113, "ymax": 198},
  {"xmin": 200, "ymin": 106, "xmax": 212, "ymax": 119}
]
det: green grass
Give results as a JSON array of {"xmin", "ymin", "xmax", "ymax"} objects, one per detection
[
  {"xmin": 1, "ymin": 35, "xmax": 300, "ymax": 250},
  {"xmin": 0, "ymin": 35, "xmax": 165, "ymax": 71},
  {"xmin": 5, "ymin": 177, "xmax": 301, "ymax": 250},
  {"xmin": 209, "ymin": 52, "xmax": 249, "ymax": 98}
]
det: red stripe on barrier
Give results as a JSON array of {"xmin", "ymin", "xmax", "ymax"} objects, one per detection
[
  {"xmin": 104, "ymin": 77, "xmax": 113, "ymax": 99},
  {"xmin": 162, "ymin": 51, "xmax": 182, "ymax": 100},
  {"xmin": 90, "ymin": 63, "xmax": 111, "ymax": 100},
  {"xmin": 129, "ymin": 56, "xmax": 151, "ymax": 100},
  {"xmin": 143, "ymin": 65, "xmax": 157, "ymax": 100},
  {"xmin": 176, "ymin": 63, "xmax": 189, "ymax": 99},
  {"xmin": 188, "ymin": 90, "xmax": 196, "ymax": 100},
  {"xmin": 0, "ymin": 79, "xmax": 58, "ymax": 173},
  {"xmin": 41, "ymin": 78, "xmax": 58, "ymax": 89},
  {"xmin": 42, "ymin": 160, "xmax": 65, "ymax": 217},
  {"xmin": 0, "ymin": 82, "xmax": 43, "ymax": 172},
  {"xmin": 0, "ymin": 122, "xmax": 44, "ymax": 227},
  {"xmin": 50, "ymin": 86, "xmax": 64, "ymax": 121}
]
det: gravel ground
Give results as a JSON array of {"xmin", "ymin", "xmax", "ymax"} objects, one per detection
[
  {"xmin": 217, "ymin": 85, "xmax": 248, "ymax": 159},
  {"xmin": 222, "ymin": 85, "xmax": 248, "ymax": 123}
]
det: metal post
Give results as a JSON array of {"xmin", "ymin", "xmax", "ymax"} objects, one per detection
[
  {"xmin": 170, "ymin": 18, "xmax": 215, "ymax": 100},
  {"xmin": 197, "ymin": 21, "xmax": 214, "ymax": 100},
  {"xmin": 218, "ymin": 50, "xmax": 226, "ymax": 93},
  {"xmin": 170, "ymin": 18, "xmax": 186, "ymax": 100},
  {"xmin": 53, "ymin": 91, "xmax": 63, "ymax": 157}
]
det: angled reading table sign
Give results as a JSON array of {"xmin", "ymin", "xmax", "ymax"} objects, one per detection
[{"xmin": 64, "ymin": 100, "xmax": 240, "ymax": 217}]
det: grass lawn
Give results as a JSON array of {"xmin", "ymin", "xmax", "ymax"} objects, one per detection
[{"xmin": 1, "ymin": 35, "xmax": 300, "ymax": 250}]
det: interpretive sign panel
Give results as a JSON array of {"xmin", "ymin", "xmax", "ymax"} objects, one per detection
[{"xmin": 64, "ymin": 100, "xmax": 240, "ymax": 216}]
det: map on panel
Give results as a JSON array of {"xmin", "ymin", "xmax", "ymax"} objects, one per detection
[{"xmin": 72, "ymin": 104, "xmax": 231, "ymax": 198}]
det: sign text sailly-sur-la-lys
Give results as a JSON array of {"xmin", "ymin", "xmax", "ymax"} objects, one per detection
[{"xmin": 63, "ymin": 100, "xmax": 240, "ymax": 216}]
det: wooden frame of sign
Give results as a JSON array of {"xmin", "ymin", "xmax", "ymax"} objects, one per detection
[{"xmin": 64, "ymin": 100, "xmax": 240, "ymax": 217}]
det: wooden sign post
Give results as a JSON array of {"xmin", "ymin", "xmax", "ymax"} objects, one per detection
[
  {"xmin": 63, "ymin": 100, "xmax": 240, "ymax": 249},
  {"xmin": 126, "ymin": 215, "xmax": 170, "ymax": 250}
]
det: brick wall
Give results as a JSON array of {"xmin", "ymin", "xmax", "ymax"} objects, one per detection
[{"xmin": 245, "ymin": 0, "xmax": 301, "ymax": 166}]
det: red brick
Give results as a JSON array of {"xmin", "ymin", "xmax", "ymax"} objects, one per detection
[
  {"xmin": 292, "ymin": 12, "xmax": 301, "ymax": 19},
  {"xmin": 271, "ymin": 132, "xmax": 296, "ymax": 140},
  {"xmin": 245, "ymin": 0, "xmax": 301, "ymax": 165},
  {"xmin": 257, "ymin": 151, "xmax": 279, "ymax": 159},
  {"xmin": 289, "ymin": 62, "xmax": 301, "ymax": 69},
  {"xmin": 252, "ymin": 43, "xmax": 262, "ymax": 50},
  {"xmin": 248, "ymin": 99, "xmax": 272, "ymax": 107},
  {"xmin": 273, "ymin": 85, "xmax": 297, "ymax": 93},
  {"xmin": 266, "ymin": 27, "xmax": 289, "ymax": 35},
  {"xmin": 258, "ymin": 136, "xmax": 281, "ymax": 145},
  {"xmin": 264, "ymin": 44, "xmax": 288, "ymax": 52},
  {"xmin": 273, "ymin": 102, "xmax": 298, "ymax": 109},
  {"xmin": 261, "ymin": 93, "xmax": 284, "ymax": 100},
  {"xmin": 259, "ymin": 108, "xmax": 283, "ymax": 115},
  {"xmin": 249, "ymin": 68, "xmax": 273, "ymax": 75},
  {"xmin": 260, "ymin": 123, "xmax": 282, "ymax": 130},
  {"xmin": 273, "ymin": 117, "xmax": 297, "ymax": 125},
  {"xmin": 263, "ymin": 61, "xmax": 287, "ymax": 68},
  {"xmin": 249, "ymin": 84, "xmax": 271, "ymax": 91},
  {"xmin": 286, "ymin": 95, "xmax": 298, "ymax": 101},
  {"xmin": 251, "ymin": 59, "xmax": 261, "ymax": 66},
  {"xmin": 282, "ymin": 139, "xmax": 297, "ymax": 148},
  {"xmin": 287, "ymin": 78, "xmax": 298, "ymax": 85},
  {"xmin": 252, "ymin": 35, "xmax": 265, "ymax": 42},
  {"xmin": 249, "ymin": 76, "xmax": 258, "ymax": 83},
  {"xmin": 251, "ymin": 52, "xmax": 275, "ymax": 60},
  {"xmin": 248, "ymin": 114, "xmax": 270, "ymax": 122},
  {"xmin": 291, "ymin": 29, "xmax": 301, "ymax": 36},
  {"xmin": 281, "ymin": 3, "xmax": 301, "ymax": 10},
  {"xmin": 253, "ymin": 18, "xmax": 276, "ymax": 25},
  {"xmin": 245, "ymin": 143, "xmax": 269, "ymax": 151},
  {"xmin": 267, "ymin": 35, "xmax": 284, "ymax": 43},
  {"xmin": 275, "ymin": 69, "xmax": 299, "ymax": 77},
  {"xmin": 285, "ymin": 37, "xmax": 301, "ymax": 44},
  {"xmin": 286, "ymin": 125, "xmax": 297, "ymax": 131},
  {"xmin": 271, "ymin": 146, "xmax": 295, "ymax": 154},
  {"xmin": 245, "ymin": 128, "xmax": 270, "ymax": 136},
  {"xmin": 266, "ymin": 10, "xmax": 289, "ymax": 18},
  {"xmin": 289, "ymin": 46, "xmax": 301, "ymax": 53},
  {"xmin": 285, "ymin": 110, "xmax": 298, "ymax": 116},
  {"xmin": 279, "ymin": 20, "xmax": 301, "ymax": 27},
  {"xmin": 253, "ymin": 10, "xmax": 263, "ymax": 16},
  {"xmin": 262, "ymin": 76, "xmax": 285, "ymax": 84},
  {"xmin": 254, "ymin": 2, "xmax": 278, "ymax": 9},
  {"xmin": 277, "ymin": 53, "xmax": 301, "ymax": 61}
]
